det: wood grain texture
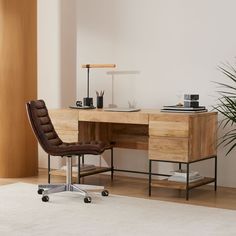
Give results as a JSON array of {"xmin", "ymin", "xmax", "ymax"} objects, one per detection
[
  {"xmin": 189, "ymin": 114, "xmax": 217, "ymax": 161},
  {"xmin": 149, "ymin": 137, "xmax": 189, "ymax": 162},
  {"xmin": 148, "ymin": 112, "xmax": 217, "ymax": 162},
  {"xmin": 81, "ymin": 64, "xmax": 116, "ymax": 68},
  {"xmin": 0, "ymin": 0, "xmax": 37, "ymax": 177},
  {"xmin": 78, "ymin": 121, "xmax": 98, "ymax": 142},
  {"xmin": 110, "ymin": 124, "xmax": 148, "ymax": 150},
  {"xmin": 149, "ymin": 114, "xmax": 189, "ymax": 137},
  {"xmin": 151, "ymin": 177, "xmax": 215, "ymax": 190},
  {"xmin": 78, "ymin": 110, "xmax": 217, "ymax": 161},
  {"xmin": 49, "ymin": 109, "xmax": 79, "ymax": 142},
  {"xmin": 78, "ymin": 121, "xmax": 149, "ymax": 150},
  {"xmin": 78, "ymin": 109, "xmax": 149, "ymax": 125},
  {"xmin": 54, "ymin": 109, "xmax": 217, "ymax": 162}
]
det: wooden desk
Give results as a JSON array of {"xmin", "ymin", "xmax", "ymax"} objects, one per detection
[
  {"xmin": 51, "ymin": 109, "xmax": 217, "ymax": 199},
  {"xmin": 78, "ymin": 109, "xmax": 217, "ymax": 160},
  {"xmin": 78, "ymin": 109, "xmax": 217, "ymax": 200}
]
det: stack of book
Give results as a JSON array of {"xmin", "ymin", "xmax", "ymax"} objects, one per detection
[
  {"xmin": 61, "ymin": 164, "xmax": 96, "ymax": 172},
  {"xmin": 161, "ymin": 105, "xmax": 207, "ymax": 113},
  {"xmin": 168, "ymin": 169, "xmax": 204, "ymax": 183}
]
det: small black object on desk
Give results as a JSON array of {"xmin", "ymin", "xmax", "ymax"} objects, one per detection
[
  {"xmin": 83, "ymin": 97, "xmax": 93, "ymax": 107},
  {"xmin": 161, "ymin": 94, "xmax": 207, "ymax": 113},
  {"xmin": 184, "ymin": 94, "xmax": 199, "ymax": 108},
  {"xmin": 71, "ymin": 100, "xmax": 95, "ymax": 109},
  {"xmin": 97, "ymin": 96, "xmax": 103, "ymax": 109},
  {"xmin": 96, "ymin": 90, "xmax": 104, "ymax": 109},
  {"xmin": 76, "ymin": 101, "xmax": 82, "ymax": 107}
]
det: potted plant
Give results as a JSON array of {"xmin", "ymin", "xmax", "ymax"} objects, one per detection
[{"xmin": 214, "ymin": 62, "xmax": 236, "ymax": 155}]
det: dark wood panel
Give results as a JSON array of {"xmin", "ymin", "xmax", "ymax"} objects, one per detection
[{"xmin": 79, "ymin": 121, "xmax": 149, "ymax": 149}]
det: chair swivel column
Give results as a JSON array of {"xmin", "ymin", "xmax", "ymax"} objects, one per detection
[
  {"xmin": 66, "ymin": 156, "xmax": 73, "ymax": 190},
  {"xmin": 48, "ymin": 154, "xmax": 51, "ymax": 183},
  {"xmin": 111, "ymin": 148, "xmax": 114, "ymax": 180},
  {"xmin": 78, "ymin": 155, "xmax": 81, "ymax": 184}
]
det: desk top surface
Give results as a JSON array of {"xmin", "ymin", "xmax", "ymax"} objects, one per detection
[
  {"xmin": 76, "ymin": 108, "xmax": 216, "ymax": 115},
  {"xmin": 75, "ymin": 109, "xmax": 217, "ymax": 125}
]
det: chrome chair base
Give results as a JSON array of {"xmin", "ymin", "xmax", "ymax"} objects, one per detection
[
  {"xmin": 38, "ymin": 156, "xmax": 108, "ymax": 203},
  {"xmin": 38, "ymin": 183, "xmax": 106, "ymax": 203}
]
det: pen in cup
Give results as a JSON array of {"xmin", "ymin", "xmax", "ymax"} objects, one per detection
[{"xmin": 96, "ymin": 90, "xmax": 104, "ymax": 97}]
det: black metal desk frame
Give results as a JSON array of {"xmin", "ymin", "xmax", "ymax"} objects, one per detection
[{"xmin": 148, "ymin": 155, "xmax": 217, "ymax": 200}]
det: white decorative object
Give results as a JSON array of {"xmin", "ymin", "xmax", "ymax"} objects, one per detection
[{"xmin": 106, "ymin": 70, "xmax": 140, "ymax": 108}]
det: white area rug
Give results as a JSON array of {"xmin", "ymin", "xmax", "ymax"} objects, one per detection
[{"xmin": 0, "ymin": 183, "xmax": 236, "ymax": 236}]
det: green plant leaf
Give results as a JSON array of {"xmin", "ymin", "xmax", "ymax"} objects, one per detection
[{"xmin": 214, "ymin": 62, "xmax": 236, "ymax": 155}]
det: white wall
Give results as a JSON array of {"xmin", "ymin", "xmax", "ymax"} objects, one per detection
[
  {"xmin": 77, "ymin": 0, "xmax": 236, "ymax": 187},
  {"xmin": 38, "ymin": 0, "xmax": 61, "ymax": 109},
  {"xmin": 76, "ymin": 0, "xmax": 116, "ymax": 102},
  {"xmin": 38, "ymin": 0, "xmax": 77, "ymax": 168}
]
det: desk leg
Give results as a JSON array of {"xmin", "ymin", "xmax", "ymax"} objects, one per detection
[
  {"xmin": 149, "ymin": 160, "xmax": 152, "ymax": 196},
  {"xmin": 186, "ymin": 163, "xmax": 189, "ymax": 200},
  {"xmin": 179, "ymin": 163, "xmax": 182, "ymax": 170},
  {"xmin": 111, "ymin": 148, "xmax": 114, "ymax": 181},
  {"xmin": 82, "ymin": 154, "xmax": 84, "ymax": 165},
  {"xmin": 77, "ymin": 155, "xmax": 81, "ymax": 184},
  {"xmin": 214, "ymin": 155, "xmax": 217, "ymax": 191}
]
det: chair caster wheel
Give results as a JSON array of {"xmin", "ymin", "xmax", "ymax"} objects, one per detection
[
  {"xmin": 84, "ymin": 196, "xmax": 92, "ymax": 203},
  {"xmin": 38, "ymin": 189, "xmax": 44, "ymax": 195},
  {"xmin": 42, "ymin": 196, "xmax": 49, "ymax": 202},
  {"xmin": 101, "ymin": 190, "xmax": 109, "ymax": 196}
]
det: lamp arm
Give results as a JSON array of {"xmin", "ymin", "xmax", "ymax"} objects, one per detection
[{"xmin": 87, "ymin": 66, "xmax": 90, "ymax": 98}]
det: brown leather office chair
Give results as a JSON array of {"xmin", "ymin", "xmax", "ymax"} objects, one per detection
[{"xmin": 26, "ymin": 99, "xmax": 113, "ymax": 203}]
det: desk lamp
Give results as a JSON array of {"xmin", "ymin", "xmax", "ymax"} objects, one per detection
[
  {"xmin": 106, "ymin": 70, "xmax": 140, "ymax": 108},
  {"xmin": 81, "ymin": 64, "xmax": 116, "ymax": 107}
]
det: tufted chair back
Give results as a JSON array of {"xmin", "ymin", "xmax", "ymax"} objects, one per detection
[{"xmin": 26, "ymin": 100, "xmax": 63, "ymax": 154}]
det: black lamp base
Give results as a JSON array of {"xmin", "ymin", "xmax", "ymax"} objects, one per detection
[{"xmin": 83, "ymin": 97, "xmax": 93, "ymax": 107}]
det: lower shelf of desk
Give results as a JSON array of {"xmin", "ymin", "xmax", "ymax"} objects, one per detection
[
  {"xmin": 151, "ymin": 177, "xmax": 215, "ymax": 190},
  {"xmin": 50, "ymin": 167, "xmax": 112, "ymax": 179}
]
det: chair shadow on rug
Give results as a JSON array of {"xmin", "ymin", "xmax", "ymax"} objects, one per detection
[{"xmin": 26, "ymin": 99, "xmax": 113, "ymax": 203}]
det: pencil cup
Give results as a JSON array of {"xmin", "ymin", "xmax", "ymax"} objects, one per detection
[{"xmin": 97, "ymin": 96, "xmax": 103, "ymax": 109}]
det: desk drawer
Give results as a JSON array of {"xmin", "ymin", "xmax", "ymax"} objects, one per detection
[
  {"xmin": 79, "ymin": 110, "xmax": 149, "ymax": 125},
  {"xmin": 149, "ymin": 137, "xmax": 189, "ymax": 162},
  {"xmin": 149, "ymin": 115, "xmax": 189, "ymax": 138}
]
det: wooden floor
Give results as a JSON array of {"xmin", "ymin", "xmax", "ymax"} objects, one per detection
[{"xmin": 1, "ymin": 169, "xmax": 236, "ymax": 210}]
